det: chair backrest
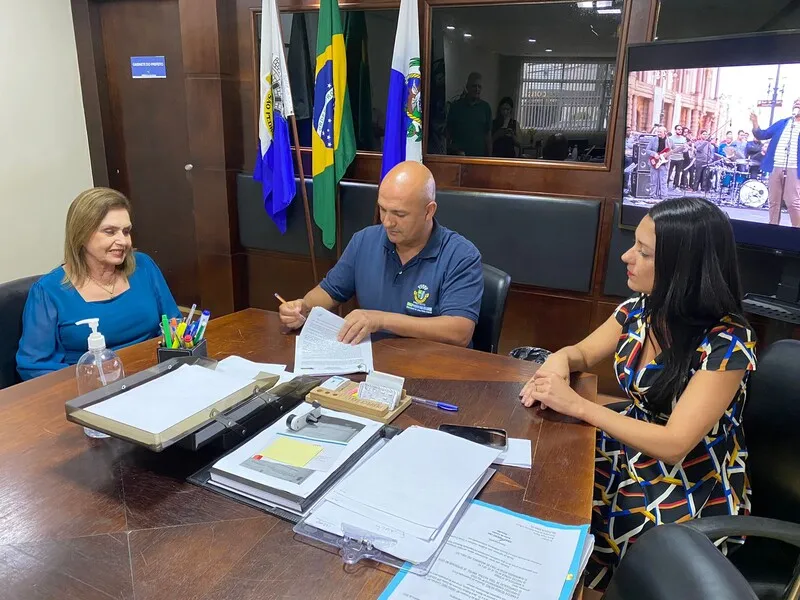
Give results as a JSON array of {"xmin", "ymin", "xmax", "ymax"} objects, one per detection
[
  {"xmin": 743, "ymin": 339, "xmax": 800, "ymax": 524},
  {"xmin": 604, "ymin": 524, "xmax": 758, "ymax": 600},
  {"xmin": 472, "ymin": 264, "xmax": 511, "ymax": 354},
  {"xmin": 0, "ymin": 275, "xmax": 39, "ymax": 390}
]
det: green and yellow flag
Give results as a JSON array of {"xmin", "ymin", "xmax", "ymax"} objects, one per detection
[{"xmin": 312, "ymin": 0, "xmax": 356, "ymax": 249}]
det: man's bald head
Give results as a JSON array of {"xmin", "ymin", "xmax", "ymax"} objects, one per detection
[
  {"xmin": 378, "ymin": 162, "xmax": 437, "ymax": 249},
  {"xmin": 380, "ymin": 161, "xmax": 436, "ymax": 209}
]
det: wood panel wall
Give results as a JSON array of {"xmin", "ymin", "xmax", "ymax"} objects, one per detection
[{"xmin": 74, "ymin": 0, "xmax": 660, "ymax": 395}]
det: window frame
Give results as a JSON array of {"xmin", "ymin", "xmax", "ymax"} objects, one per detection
[{"xmin": 422, "ymin": 0, "xmax": 632, "ymax": 172}]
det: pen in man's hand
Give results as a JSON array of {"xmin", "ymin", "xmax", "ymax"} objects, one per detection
[{"xmin": 274, "ymin": 293, "xmax": 306, "ymax": 323}]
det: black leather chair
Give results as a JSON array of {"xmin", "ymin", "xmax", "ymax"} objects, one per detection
[
  {"xmin": 472, "ymin": 264, "xmax": 511, "ymax": 354},
  {"xmin": 724, "ymin": 339, "xmax": 800, "ymax": 599},
  {"xmin": 603, "ymin": 523, "xmax": 762, "ymax": 600},
  {"xmin": 605, "ymin": 340, "xmax": 800, "ymax": 600},
  {"xmin": 0, "ymin": 275, "xmax": 39, "ymax": 389}
]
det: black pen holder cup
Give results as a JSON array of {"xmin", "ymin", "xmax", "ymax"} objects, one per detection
[{"xmin": 157, "ymin": 338, "xmax": 208, "ymax": 363}]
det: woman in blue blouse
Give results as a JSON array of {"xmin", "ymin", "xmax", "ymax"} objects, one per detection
[{"xmin": 17, "ymin": 187, "xmax": 180, "ymax": 380}]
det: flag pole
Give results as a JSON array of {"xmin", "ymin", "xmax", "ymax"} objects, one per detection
[
  {"xmin": 335, "ymin": 184, "xmax": 342, "ymax": 260},
  {"xmin": 288, "ymin": 116, "xmax": 319, "ymax": 284},
  {"xmin": 274, "ymin": 6, "xmax": 318, "ymax": 285}
]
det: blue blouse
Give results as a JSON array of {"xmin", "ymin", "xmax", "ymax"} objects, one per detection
[{"xmin": 16, "ymin": 252, "xmax": 180, "ymax": 380}]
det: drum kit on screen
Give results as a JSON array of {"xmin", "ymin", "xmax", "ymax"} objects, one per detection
[{"xmin": 707, "ymin": 147, "xmax": 769, "ymax": 210}]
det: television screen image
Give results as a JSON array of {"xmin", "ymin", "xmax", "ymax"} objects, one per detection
[{"xmin": 621, "ymin": 32, "xmax": 800, "ymax": 254}]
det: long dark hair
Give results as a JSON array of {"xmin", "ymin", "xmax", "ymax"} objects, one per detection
[
  {"xmin": 644, "ymin": 197, "xmax": 744, "ymax": 413},
  {"xmin": 493, "ymin": 96, "xmax": 514, "ymax": 127}
]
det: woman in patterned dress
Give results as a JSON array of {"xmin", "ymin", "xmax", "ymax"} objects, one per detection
[{"xmin": 519, "ymin": 197, "xmax": 757, "ymax": 590}]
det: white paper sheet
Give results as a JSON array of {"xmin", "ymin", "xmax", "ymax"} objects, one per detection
[
  {"xmin": 294, "ymin": 307, "xmax": 374, "ymax": 375},
  {"xmin": 306, "ymin": 470, "xmax": 494, "ymax": 564},
  {"xmin": 494, "ymin": 438, "xmax": 533, "ymax": 469},
  {"xmin": 378, "ymin": 501, "xmax": 590, "ymax": 600},
  {"xmin": 84, "ymin": 364, "xmax": 253, "ymax": 434},
  {"xmin": 332, "ymin": 426, "xmax": 502, "ymax": 535},
  {"xmin": 215, "ymin": 356, "xmax": 287, "ymax": 380}
]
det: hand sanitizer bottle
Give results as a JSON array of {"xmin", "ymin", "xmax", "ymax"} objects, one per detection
[{"xmin": 75, "ymin": 318, "xmax": 124, "ymax": 439}]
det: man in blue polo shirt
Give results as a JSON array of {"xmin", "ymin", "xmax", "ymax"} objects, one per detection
[{"xmin": 279, "ymin": 161, "xmax": 483, "ymax": 346}]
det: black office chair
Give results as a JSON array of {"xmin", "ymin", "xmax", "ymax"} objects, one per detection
[
  {"xmin": 603, "ymin": 523, "xmax": 761, "ymax": 600},
  {"xmin": 724, "ymin": 339, "xmax": 800, "ymax": 599},
  {"xmin": 605, "ymin": 339, "xmax": 800, "ymax": 600},
  {"xmin": 0, "ymin": 275, "xmax": 39, "ymax": 389},
  {"xmin": 472, "ymin": 264, "xmax": 511, "ymax": 354}
]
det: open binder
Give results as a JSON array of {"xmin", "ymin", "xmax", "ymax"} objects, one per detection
[
  {"xmin": 65, "ymin": 357, "xmax": 321, "ymax": 452},
  {"xmin": 187, "ymin": 425, "xmax": 403, "ymax": 524}
]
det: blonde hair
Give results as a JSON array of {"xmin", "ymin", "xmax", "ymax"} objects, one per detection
[{"xmin": 63, "ymin": 187, "xmax": 136, "ymax": 287}]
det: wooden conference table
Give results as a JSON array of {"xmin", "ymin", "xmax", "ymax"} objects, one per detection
[{"xmin": 0, "ymin": 309, "xmax": 596, "ymax": 600}]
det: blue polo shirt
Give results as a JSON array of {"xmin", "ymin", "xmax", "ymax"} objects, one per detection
[{"xmin": 320, "ymin": 221, "xmax": 483, "ymax": 323}]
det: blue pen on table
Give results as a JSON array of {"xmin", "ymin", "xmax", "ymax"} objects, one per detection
[{"xmin": 411, "ymin": 396, "xmax": 459, "ymax": 412}]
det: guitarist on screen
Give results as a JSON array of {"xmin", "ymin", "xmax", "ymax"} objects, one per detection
[{"xmin": 646, "ymin": 126, "xmax": 674, "ymax": 202}]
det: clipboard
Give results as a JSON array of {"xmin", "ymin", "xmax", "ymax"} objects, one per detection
[{"xmin": 292, "ymin": 467, "xmax": 495, "ymax": 576}]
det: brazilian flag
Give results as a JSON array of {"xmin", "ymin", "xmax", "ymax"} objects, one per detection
[{"xmin": 312, "ymin": 0, "xmax": 356, "ymax": 250}]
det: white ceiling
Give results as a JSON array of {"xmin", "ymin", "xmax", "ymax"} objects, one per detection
[{"xmin": 432, "ymin": 1, "xmax": 623, "ymax": 59}]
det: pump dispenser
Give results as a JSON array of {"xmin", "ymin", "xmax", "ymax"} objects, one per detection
[{"xmin": 75, "ymin": 318, "xmax": 124, "ymax": 438}]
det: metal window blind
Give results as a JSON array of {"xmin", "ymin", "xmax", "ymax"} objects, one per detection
[{"xmin": 518, "ymin": 61, "xmax": 615, "ymax": 132}]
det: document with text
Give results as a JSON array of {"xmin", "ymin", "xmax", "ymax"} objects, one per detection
[
  {"xmin": 294, "ymin": 307, "xmax": 374, "ymax": 375},
  {"xmin": 379, "ymin": 500, "xmax": 590, "ymax": 600}
]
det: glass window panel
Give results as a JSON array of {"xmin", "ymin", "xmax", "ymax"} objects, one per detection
[{"xmin": 428, "ymin": 0, "xmax": 624, "ymax": 162}]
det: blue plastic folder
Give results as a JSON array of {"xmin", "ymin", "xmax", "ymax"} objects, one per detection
[{"xmin": 379, "ymin": 500, "xmax": 591, "ymax": 600}]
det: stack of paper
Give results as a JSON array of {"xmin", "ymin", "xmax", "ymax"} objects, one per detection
[
  {"xmin": 303, "ymin": 426, "xmax": 501, "ymax": 565},
  {"xmin": 378, "ymin": 500, "xmax": 594, "ymax": 600},
  {"xmin": 209, "ymin": 404, "xmax": 383, "ymax": 515},
  {"xmin": 294, "ymin": 307, "xmax": 374, "ymax": 375}
]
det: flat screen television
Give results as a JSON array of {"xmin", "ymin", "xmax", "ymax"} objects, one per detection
[{"xmin": 621, "ymin": 31, "xmax": 800, "ymax": 255}]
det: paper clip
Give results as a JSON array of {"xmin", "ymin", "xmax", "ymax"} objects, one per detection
[{"xmin": 340, "ymin": 523, "xmax": 397, "ymax": 565}]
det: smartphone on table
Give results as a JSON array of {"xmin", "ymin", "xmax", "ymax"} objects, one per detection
[{"xmin": 438, "ymin": 424, "xmax": 508, "ymax": 451}]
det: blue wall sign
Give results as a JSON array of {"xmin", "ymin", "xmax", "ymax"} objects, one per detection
[{"xmin": 131, "ymin": 56, "xmax": 167, "ymax": 79}]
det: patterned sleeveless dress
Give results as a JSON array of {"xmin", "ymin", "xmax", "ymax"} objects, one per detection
[{"xmin": 585, "ymin": 294, "xmax": 757, "ymax": 590}]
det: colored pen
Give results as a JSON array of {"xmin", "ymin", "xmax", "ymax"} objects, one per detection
[
  {"xmin": 274, "ymin": 293, "xmax": 306, "ymax": 323},
  {"xmin": 160, "ymin": 314, "xmax": 171, "ymax": 347},
  {"xmin": 175, "ymin": 321, "xmax": 187, "ymax": 342},
  {"xmin": 193, "ymin": 309, "xmax": 211, "ymax": 343},
  {"xmin": 184, "ymin": 335, "xmax": 194, "ymax": 349},
  {"xmin": 185, "ymin": 303, "xmax": 197, "ymax": 325},
  {"xmin": 411, "ymin": 397, "xmax": 459, "ymax": 412}
]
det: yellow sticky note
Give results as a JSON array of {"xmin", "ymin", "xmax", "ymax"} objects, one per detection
[{"xmin": 260, "ymin": 436, "xmax": 323, "ymax": 468}]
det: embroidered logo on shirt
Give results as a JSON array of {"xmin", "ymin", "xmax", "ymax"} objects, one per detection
[{"xmin": 407, "ymin": 284, "xmax": 433, "ymax": 314}]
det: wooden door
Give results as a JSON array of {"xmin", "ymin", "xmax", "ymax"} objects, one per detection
[{"xmin": 97, "ymin": 0, "xmax": 198, "ymax": 305}]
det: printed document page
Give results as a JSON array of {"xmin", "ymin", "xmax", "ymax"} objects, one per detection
[
  {"xmin": 294, "ymin": 307, "xmax": 374, "ymax": 375},
  {"xmin": 379, "ymin": 500, "xmax": 589, "ymax": 600}
]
